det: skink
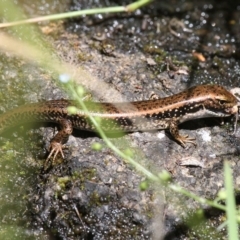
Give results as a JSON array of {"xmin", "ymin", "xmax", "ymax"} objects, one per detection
[{"xmin": 0, "ymin": 84, "xmax": 238, "ymax": 166}]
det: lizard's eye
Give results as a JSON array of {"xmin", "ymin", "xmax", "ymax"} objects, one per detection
[{"xmin": 217, "ymin": 99, "xmax": 228, "ymax": 105}]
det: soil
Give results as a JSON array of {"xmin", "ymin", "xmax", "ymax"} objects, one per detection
[{"xmin": 0, "ymin": 0, "xmax": 240, "ymax": 239}]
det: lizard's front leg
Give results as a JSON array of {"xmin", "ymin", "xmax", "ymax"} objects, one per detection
[
  {"xmin": 169, "ymin": 119, "xmax": 196, "ymax": 147},
  {"xmin": 45, "ymin": 118, "xmax": 73, "ymax": 168}
]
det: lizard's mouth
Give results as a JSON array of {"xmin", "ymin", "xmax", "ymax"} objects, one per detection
[
  {"xmin": 218, "ymin": 103, "xmax": 237, "ymax": 116},
  {"xmin": 227, "ymin": 105, "xmax": 239, "ymax": 115}
]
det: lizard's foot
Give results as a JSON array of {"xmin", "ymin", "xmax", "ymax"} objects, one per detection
[
  {"xmin": 176, "ymin": 134, "xmax": 196, "ymax": 148},
  {"xmin": 44, "ymin": 142, "xmax": 65, "ymax": 169}
]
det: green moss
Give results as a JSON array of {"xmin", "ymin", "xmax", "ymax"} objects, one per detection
[
  {"xmin": 77, "ymin": 52, "xmax": 92, "ymax": 62},
  {"xmin": 57, "ymin": 176, "xmax": 71, "ymax": 189},
  {"xmin": 73, "ymin": 168, "xmax": 97, "ymax": 182},
  {"xmin": 143, "ymin": 44, "xmax": 167, "ymax": 56},
  {"xmin": 90, "ymin": 191, "xmax": 101, "ymax": 206}
]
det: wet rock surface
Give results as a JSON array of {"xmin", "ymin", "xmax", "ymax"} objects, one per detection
[{"xmin": 1, "ymin": 0, "xmax": 240, "ymax": 239}]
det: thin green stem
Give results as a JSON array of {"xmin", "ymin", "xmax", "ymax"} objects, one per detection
[
  {"xmin": 0, "ymin": 0, "xmax": 154, "ymax": 28},
  {"xmin": 0, "ymin": 7, "xmax": 124, "ymax": 28},
  {"xmin": 169, "ymin": 184, "xmax": 226, "ymax": 211},
  {"xmin": 224, "ymin": 161, "xmax": 239, "ymax": 240},
  {"xmin": 67, "ymin": 83, "xmax": 227, "ymax": 213},
  {"xmin": 126, "ymin": 0, "xmax": 154, "ymax": 11}
]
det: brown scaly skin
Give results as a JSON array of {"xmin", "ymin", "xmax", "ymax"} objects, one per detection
[{"xmin": 0, "ymin": 84, "xmax": 238, "ymax": 168}]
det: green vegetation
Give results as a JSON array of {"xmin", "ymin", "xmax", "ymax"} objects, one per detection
[{"xmin": 0, "ymin": 0, "xmax": 239, "ymax": 239}]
